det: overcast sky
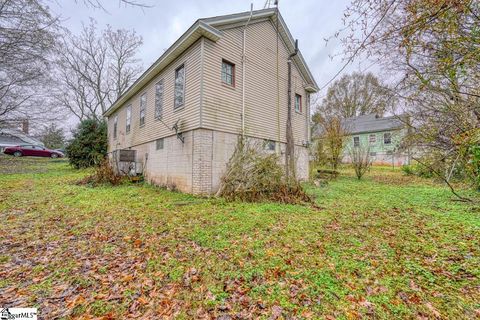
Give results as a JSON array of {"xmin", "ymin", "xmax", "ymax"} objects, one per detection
[{"xmin": 49, "ymin": 0, "xmax": 370, "ymax": 130}]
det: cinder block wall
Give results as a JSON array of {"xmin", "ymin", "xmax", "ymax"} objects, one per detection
[
  {"xmin": 113, "ymin": 128, "xmax": 309, "ymax": 195},
  {"xmin": 211, "ymin": 131, "xmax": 309, "ymax": 193},
  {"xmin": 192, "ymin": 129, "xmax": 213, "ymax": 194},
  {"xmin": 141, "ymin": 131, "xmax": 194, "ymax": 193}
]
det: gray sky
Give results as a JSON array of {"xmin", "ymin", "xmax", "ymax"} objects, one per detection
[{"xmin": 50, "ymin": 0, "xmax": 368, "ymax": 130}]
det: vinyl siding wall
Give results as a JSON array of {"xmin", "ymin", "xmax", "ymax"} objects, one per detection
[
  {"xmin": 202, "ymin": 20, "xmax": 310, "ymax": 145},
  {"xmin": 107, "ymin": 39, "xmax": 202, "ymax": 152}
]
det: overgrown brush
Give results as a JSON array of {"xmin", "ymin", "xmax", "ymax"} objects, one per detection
[
  {"xmin": 216, "ymin": 138, "xmax": 311, "ymax": 204},
  {"xmin": 77, "ymin": 159, "xmax": 123, "ymax": 187}
]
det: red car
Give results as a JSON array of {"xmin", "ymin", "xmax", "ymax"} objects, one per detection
[{"xmin": 3, "ymin": 145, "xmax": 64, "ymax": 158}]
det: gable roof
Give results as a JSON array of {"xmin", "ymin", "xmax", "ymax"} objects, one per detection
[
  {"xmin": 343, "ymin": 114, "xmax": 406, "ymax": 135},
  {"xmin": 104, "ymin": 8, "xmax": 318, "ymax": 117}
]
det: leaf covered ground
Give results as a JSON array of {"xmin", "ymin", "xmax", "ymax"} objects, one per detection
[{"xmin": 0, "ymin": 156, "xmax": 479, "ymax": 319}]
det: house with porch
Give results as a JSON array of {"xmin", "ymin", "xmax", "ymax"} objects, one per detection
[{"xmin": 104, "ymin": 8, "xmax": 319, "ymax": 194}]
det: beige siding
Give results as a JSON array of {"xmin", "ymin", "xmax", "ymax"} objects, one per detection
[
  {"xmin": 202, "ymin": 20, "xmax": 309, "ymax": 146},
  {"xmin": 108, "ymin": 39, "xmax": 202, "ymax": 152}
]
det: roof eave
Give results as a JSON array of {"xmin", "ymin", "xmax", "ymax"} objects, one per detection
[
  {"xmin": 207, "ymin": 9, "xmax": 319, "ymax": 91},
  {"xmin": 104, "ymin": 21, "xmax": 222, "ymax": 117}
]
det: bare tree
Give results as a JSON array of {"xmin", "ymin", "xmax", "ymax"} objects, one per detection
[
  {"xmin": 78, "ymin": 0, "xmax": 152, "ymax": 10},
  {"xmin": 104, "ymin": 25, "xmax": 143, "ymax": 101},
  {"xmin": 348, "ymin": 142, "xmax": 372, "ymax": 180},
  {"xmin": 317, "ymin": 116, "xmax": 349, "ymax": 171},
  {"xmin": 0, "ymin": 0, "xmax": 60, "ymax": 126},
  {"xmin": 54, "ymin": 20, "xmax": 142, "ymax": 121},
  {"xmin": 315, "ymin": 72, "xmax": 394, "ymax": 119},
  {"xmin": 338, "ymin": 0, "xmax": 480, "ymax": 195}
]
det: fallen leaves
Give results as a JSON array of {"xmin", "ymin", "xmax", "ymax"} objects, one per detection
[{"xmin": 0, "ymin": 158, "xmax": 479, "ymax": 319}]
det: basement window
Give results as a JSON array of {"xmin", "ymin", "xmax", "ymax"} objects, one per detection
[
  {"xmin": 264, "ymin": 140, "xmax": 275, "ymax": 151},
  {"xmin": 156, "ymin": 138, "xmax": 164, "ymax": 150},
  {"xmin": 384, "ymin": 132, "xmax": 392, "ymax": 145},
  {"xmin": 295, "ymin": 94, "xmax": 302, "ymax": 113},
  {"xmin": 221, "ymin": 60, "xmax": 235, "ymax": 86}
]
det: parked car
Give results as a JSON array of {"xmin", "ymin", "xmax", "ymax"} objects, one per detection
[{"xmin": 3, "ymin": 145, "xmax": 64, "ymax": 158}]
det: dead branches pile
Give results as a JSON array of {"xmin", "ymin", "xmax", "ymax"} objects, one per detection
[
  {"xmin": 77, "ymin": 159, "xmax": 123, "ymax": 186},
  {"xmin": 216, "ymin": 138, "xmax": 311, "ymax": 204}
]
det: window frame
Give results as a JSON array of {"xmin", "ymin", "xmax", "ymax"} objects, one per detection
[
  {"xmin": 113, "ymin": 115, "xmax": 118, "ymax": 139},
  {"xmin": 139, "ymin": 93, "xmax": 147, "ymax": 127},
  {"xmin": 155, "ymin": 79, "xmax": 164, "ymax": 119},
  {"xmin": 156, "ymin": 138, "xmax": 164, "ymax": 150},
  {"xmin": 126, "ymin": 104, "xmax": 132, "ymax": 134},
  {"xmin": 174, "ymin": 64, "xmax": 185, "ymax": 109},
  {"xmin": 353, "ymin": 136, "xmax": 360, "ymax": 147},
  {"xmin": 221, "ymin": 59, "xmax": 235, "ymax": 87},
  {"xmin": 369, "ymin": 134, "xmax": 376, "ymax": 144},
  {"xmin": 384, "ymin": 132, "xmax": 392, "ymax": 145},
  {"xmin": 295, "ymin": 94, "xmax": 302, "ymax": 113}
]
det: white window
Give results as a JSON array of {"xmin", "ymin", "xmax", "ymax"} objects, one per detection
[
  {"xmin": 174, "ymin": 64, "xmax": 185, "ymax": 109},
  {"xmin": 155, "ymin": 80, "xmax": 164, "ymax": 119},
  {"xmin": 264, "ymin": 140, "xmax": 275, "ymax": 151},
  {"xmin": 353, "ymin": 136, "xmax": 360, "ymax": 147},
  {"xmin": 384, "ymin": 132, "xmax": 392, "ymax": 144},
  {"xmin": 126, "ymin": 105, "xmax": 131, "ymax": 134},
  {"xmin": 156, "ymin": 138, "xmax": 164, "ymax": 150},
  {"xmin": 113, "ymin": 115, "xmax": 118, "ymax": 139},
  {"xmin": 139, "ymin": 93, "xmax": 146, "ymax": 126},
  {"xmin": 295, "ymin": 94, "xmax": 302, "ymax": 113},
  {"xmin": 369, "ymin": 134, "xmax": 376, "ymax": 144},
  {"xmin": 221, "ymin": 60, "xmax": 235, "ymax": 86}
]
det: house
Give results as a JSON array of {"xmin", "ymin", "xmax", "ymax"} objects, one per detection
[
  {"xmin": 0, "ymin": 128, "xmax": 44, "ymax": 153},
  {"xmin": 104, "ymin": 8, "xmax": 319, "ymax": 194},
  {"xmin": 342, "ymin": 114, "xmax": 410, "ymax": 166}
]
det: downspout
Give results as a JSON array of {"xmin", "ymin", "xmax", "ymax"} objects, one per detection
[
  {"xmin": 241, "ymin": 4, "xmax": 253, "ymax": 137},
  {"xmin": 286, "ymin": 39, "xmax": 298, "ymax": 180}
]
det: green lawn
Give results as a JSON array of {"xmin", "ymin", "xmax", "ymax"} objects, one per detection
[{"xmin": 0, "ymin": 157, "xmax": 478, "ymax": 319}]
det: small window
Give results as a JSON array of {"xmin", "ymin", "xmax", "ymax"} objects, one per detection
[
  {"xmin": 370, "ymin": 152, "xmax": 377, "ymax": 157},
  {"xmin": 126, "ymin": 105, "xmax": 132, "ymax": 134},
  {"xmin": 264, "ymin": 140, "xmax": 275, "ymax": 151},
  {"xmin": 156, "ymin": 138, "xmax": 164, "ymax": 150},
  {"xmin": 113, "ymin": 115, "xmax": 118, "ymax": 139},
  {"xmin": 384, "ymin": 132, "xmax": 392, "ymax": 144},
  {"xmin": 174, "ymin": 64, "xmax": 185, "ymax": 109},
  {"xmin": 139, "ymin": 93, "xmax": 146, "ymax": 126},
  {"xmin": 369, "ymin": 134, "xmax": 376, "ymax": 144},
  {"xmin": 155, "ymin": 80, "xmax": 164, "ymax": 119},
  {"xmin": 386, "ymin": 150, "xmax": 393, "ymax": 155},
  {"xmin": 353, "ymin": 136, "xmax": 360, "ymax": 147},
  {"xmin": 295, "ymin": 94, "xmax": 302, "ymax": 113},
  {"xmin": 221, "ymin": 60, "xmax": 235, "ymax": 86}
]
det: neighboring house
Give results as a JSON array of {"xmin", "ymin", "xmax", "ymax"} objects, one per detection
[
  {"xmin": 104, "ymin": 8, "xmax": 318, "ymax": 194},
  {"xmin": 0, "ymin": 128, "xmax": 44, "ymax": 153},
  {"xmin": 342, "ymin": 114, "xmax": 410, "ymax": 166}
]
